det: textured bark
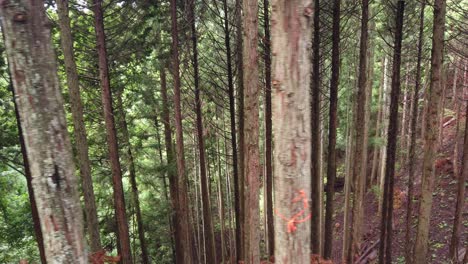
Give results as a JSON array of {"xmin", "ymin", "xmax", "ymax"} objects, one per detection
[
  {"xmin": 449, "ymin": 64, "xmax": 467, "ymax": 262},
  {"xmin": 242, "ymin": 0, "xmax": 260, "ymax": 261},
  {"xmin": 236, "ymin": 0, "xmax": 245, "ymax": 259},
  {"xmin": 310, "ymin": 0, "xmax": 321, "ymax": 254},
  {"xmin": 189, "ymin": 0, "xmax": 217, "ymax": 262},
  {"xmin": 11, "ymin": 84, "xmax": 47, "ymax": 264},
  {"xmin": 324, "ymin": 0, "xmax": 340, "ymax": 259},
  {"xmin": 271, "ymin": 0, "xmax": 313, "ymax": 262},
  {"xmin": 116, "ymin": 92, "xmax": 149, "ymax": 264},
  {"xmin": 170, "ymin": 0, "xmax": 195, "ymax": 262},
  {"xmin": 347, "ymin": 0, "xmax": 369, "ymax": 261},
  {"xmin": 413, "ymin": 0, "xmax": 446, "ymax": 262},
  {"xmin": 0, "ymin": 2, "xmax": 86, "ymax": 262},
  {"xmin": 55, "ymin": 0, "xmax": 102, "ymax": 253},
  {"xmin": 221, "ymin": 0, "xmax": 242, "ymax": 259},
  {"xmin": 378, "ymin": 56, "xmax": 389, "ymax": 214},
  {"xmin": 452, "ymin": 62, "xmax": 461, "ymax": 179},
  {"xmin": 378, "ymin": 2, "xmax": 404, "ymax": 263},
  {"xmin": 91, "ymin": 1, "xmax": 132, "ymax": 262},
  {"xmin": 405, "ymin": 3, "xmax": 425, "ymax": 263},
  {"xmin": 263, "ymin": 0, "xmax": 274, "ymax": 257}
]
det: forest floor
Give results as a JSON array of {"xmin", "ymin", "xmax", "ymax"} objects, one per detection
[{"xmin": 331, "ymin": 113, "xmax": 467, "ymax": 264}]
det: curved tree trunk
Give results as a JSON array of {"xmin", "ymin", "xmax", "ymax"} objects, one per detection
[
  {"xmin": 271, "ymin": 0, "xmax": 313, "ymax": 262},
  {"xmin": 55, "ymin": 0, "xmax": 102, "ymax": 253},
  {"xmin": 414, "ymin": 0, "xmax": 446, "ymax": 262},
  {"xmin": 1, "ymin": 2, "xmax": 86, "ymax": 262}
]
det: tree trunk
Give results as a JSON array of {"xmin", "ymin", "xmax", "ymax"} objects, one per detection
[
  {"xmin": 449, "ymin": 63, "xmax": 467, "ymax": 262},
  {"xmin": 189, "ymin": 0, "xmax": 217, "ymax": 262},
  {"xmin": 452, "ymin": 61, "xmax": 461, "ymax": 178},
  {"xmin": 11, "ymin": 83, "xmax": 47, "ymax": 264},
  {"xmin": 324, "ymin": 0, "xmax": 340, "ymax": 259},
  {"xmin": 414, "ymin": 0, "xmax": 446, "ymax": 262},
  {"xmin": 378, "ymin": 56, "xmax": 389, "ymax": 214},
  {"xmin": 271, "ymin": 0, "xmax": 313, "ymax": 262},
  {"xmin": 347, "ymin": 0, "xmax": 369, "ymax": 261},
  {"xmin": 116, "ymin": 92, "xmax": 149, "ymax": 264},
  {"xmin": 242, "ymin": 0, "xmax": 260, "ymax": 262},
  {"xmin": 1, "ymin": 2, "xmax": 86, "ymax": 262},
  {"xmin": 405, "ymin": 3, "xmax": 425, "ymax": 263},
  {"xmin": 263, "ymin": 0, "xmax": 274, "ymax": 258},
  {"xmin": 221, "ymin": 0, "xmax": 242, "ymax": 260},
  {"xmin": 55, "ymin": 0, "xmax": 102, "ymax": 253},
  {"xmin": 378, "ymin": 2, "xmax": 405, "ymax": 263},
  {"xmin": 236, "ymin": 0, "xmax": 245, "ymax": 259},
  {"xmin": 91, "ymin": 1, "xmax": 133, "ymax": 262},
  {"xmin": 438, "ymin": 66, "xmax": 448, "ymax": 147},
  {"xmin": 170, "ymin": 0, "xmax": 195, "ymax": 261},
  {"xmin": 310, "ymin": 0, "xmax": 321, "ymax": 254}
]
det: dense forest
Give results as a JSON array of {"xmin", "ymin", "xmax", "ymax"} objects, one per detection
[{"xmin": 0, "ymin": 0, "xmax": 466, "ymax": 263}]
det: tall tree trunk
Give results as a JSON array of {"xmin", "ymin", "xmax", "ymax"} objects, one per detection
[
  {"xmin": 235, "ymin": 0, "xmax": 245, "ymax": 260},
  {"xmin": 116, "ymin": 92, "xmax": 149, "ymax": 264},
  {"xmin": 242, "ymin": 0, "xmax": 260, "ymax": 261},
  {"xmin": 271, "ymin": 0, "xmax": 313, "ymax": 262},
  {"xmin": 310, "ymin": 0, "xmax": 321, "ymax": 255},
  {"xmin": 11, "ymin": 83, "xmax": 47, "ymax": 264},
  {"xmin": 55, "ymin": 0, "xmax": 102, "ymax": 253},
  {"xmin": 1, "ymin": 2, "xmax": 86, "ymax": 262},
  {"xmin": 91, "ymin": 1, "xmax": 133, "ymax": 262},
  {"xmin": 438, "ymin": 66, "xmax": 448, "ymax": 146},
  {"xmin": 347, "ymin": 0, "xmax": 369, "ymax": 261},
  {"xmin": 189, "ymin": 0, "xmax": 217, "ymax": 262},
  {"xmin": 449, "ymin": 63, "xmax": 467, "ymax": 262},
  {"xmin": 378, "ymin": 2, "xmax": 405, "ymax": 263},
  {"xmin": 324, "ymin": 0, "xmax": 340, "ymax": 259},
  {"xmin": 170, "ymin": 0, "xmax": 195, "ymax": 262},
  {"xmin": 452, "ymin": 61, "xmax": 461, "ymax": 178},
  {"xmin": 378, "ymin": 56, "xmax": 389, "ymax": 214},
  {"xmin": 221, "ymin": 0, "xmax": 242, "ymax": 260},
  {"xmin": 160, "ymin": 68, "xmax": 181, "ymax": 264},
  {"xmin": 413, "ymin": 0, "xmax": 446, "ymax": 262},
  {"xmin": 405, "ymin": 3, "xmax": 425, "ymax": 263},
  {"xmin": 263, "ymin": 0, "xmax": 274, "ymax": 258}
]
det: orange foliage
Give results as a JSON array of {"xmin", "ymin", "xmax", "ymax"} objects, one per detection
[
  {"xmin": 259, "ymin": 254, "xmax": 333, "ymax": 264},
  {"xmin": 89, "ymin": 250, "xmax": 121, "ymax": 264}
]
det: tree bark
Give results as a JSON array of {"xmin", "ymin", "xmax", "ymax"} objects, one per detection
[
  {"xmin": 242, "ymin": 0, "xmax": 261, "ymax": 262},
  {"xmin": 347, "ymin": 0, "xmax": 369, "ymax": 261},
  {"xmin": 413, "ymin": 0, "xmax": 446, "ymax": 262},
  {"xmin": 221, "ymin": 0, "xmax": 242, "ymax": 259},
  {"xmin": 449, "ymin": 63, "xmax": 467, "ymax": 262},
  {"xmin": 0, "ymin": 2, "xmax": 86, "ymax": 262},
  {"xmin": 310, "ymin": 0, "xmax": 321, "ymax": 255},
  {"xmin": 170, "ymin": 0, "xmax": 195, "ymax": 262},
  {"xmin": 324, "ymin": 0, "xmax": 340, "ymax": 259},
  {"xmin": 271, "ymin": 0, "xmax": 313, "ymax": 262},
  {"xmin": 189, "ymin": 0, "xmax": 217, "ymax": 262},
  {"xmin": 263, "ymin": 0, "xmax": 274, "ymax": 258},
  {"xmin": 378, "ymin": 2, "xmax": 405, "ymax": 263},
  {"xmin": 55, "ymin": 0, "xmax": 102, "ymax": 253},
  {"xmin": 91, "ymin": 1, "xmax": 133, "ymax": 262},
  {"xmin": 405, "ymin": 3, "xmax": 425, "ymax": 263},
  {"xmin": 116, "ymin": 92, "xmax": 149, "ymax": 264},
  {"xmin": 11, "ymin": 83, "xmax": 47, "ymax": 264}
]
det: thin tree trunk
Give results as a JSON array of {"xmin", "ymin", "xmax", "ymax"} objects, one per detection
[
  {"xmin": 405, "ymin": 3, "xmax": 425, "ymax": 263},
  {"xmin": 438, "ymin": 66, "xmax": 448, "ymax": 146},
  {"xmin": 170, "ymin": 0, "xmax": 195, "ymax": 261},
  {"xmin": 242, "ymin": 0, "xmax": 260, "ymax": 261},
  {"xmin": 271, "ymin": 0, "xmax": 313, "ymax": 262},
  {"xmin": 414, "ymin": 0, "xmax": 447, "ymax": 262},
  {"xmin": 452, "ymin": 61, "xmax": 461, "ymax": 178},
  {"xmin": 116, "ymin": 92, "xmax": 149, "ymax": 264},
  {"xmin": 189, "ymin": 0, "xmax": 217, "ymax": 262},
  {"xmin": 348, "ymin": 0, "xmax": 369, "ymax": 261},
  {"xmin": 310, "ymin": 0, "xmax": 321, "ymax": 254},
  {"xmin": 55, "ymin": 0, "xmax": 102, "ymax": 253},
  {"xmin": 378, "ymin": 56, "xmax": 389, "ymax": 214},
  {"xmin": 11, "ymin": 83, "xmax": 47, "ymax": 264},
  {"xmin": 324, "ymin": 0, "xmax": 340, "ymax": 259},
  {"xmin": 221, "ymin": 0, "xmax": 242, "ymax": 260},
  {"xmin": 371, "ymin": 65, "xmax": 384, "ymax": 185},
  {"xmin": 91, "ymin": 1, "xmax": 132, "ymax": 262},
  {"xmin": 378, "ymin": 2, "xmax": 405, "ymax": 263},
  {"xmin": 449, "ymin": 62, "xmax": 467, "ymax": 262},
  {"xmin": 263, "ymin": 0, "xmax": 274, "ymax": 258},
  {"xmin": 216, "ymin": 129, "xmax": 227, "ymax": 263},
  {"xmin": 1, "ymin": 2, "xmax": 86, "ymax": 262}
]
